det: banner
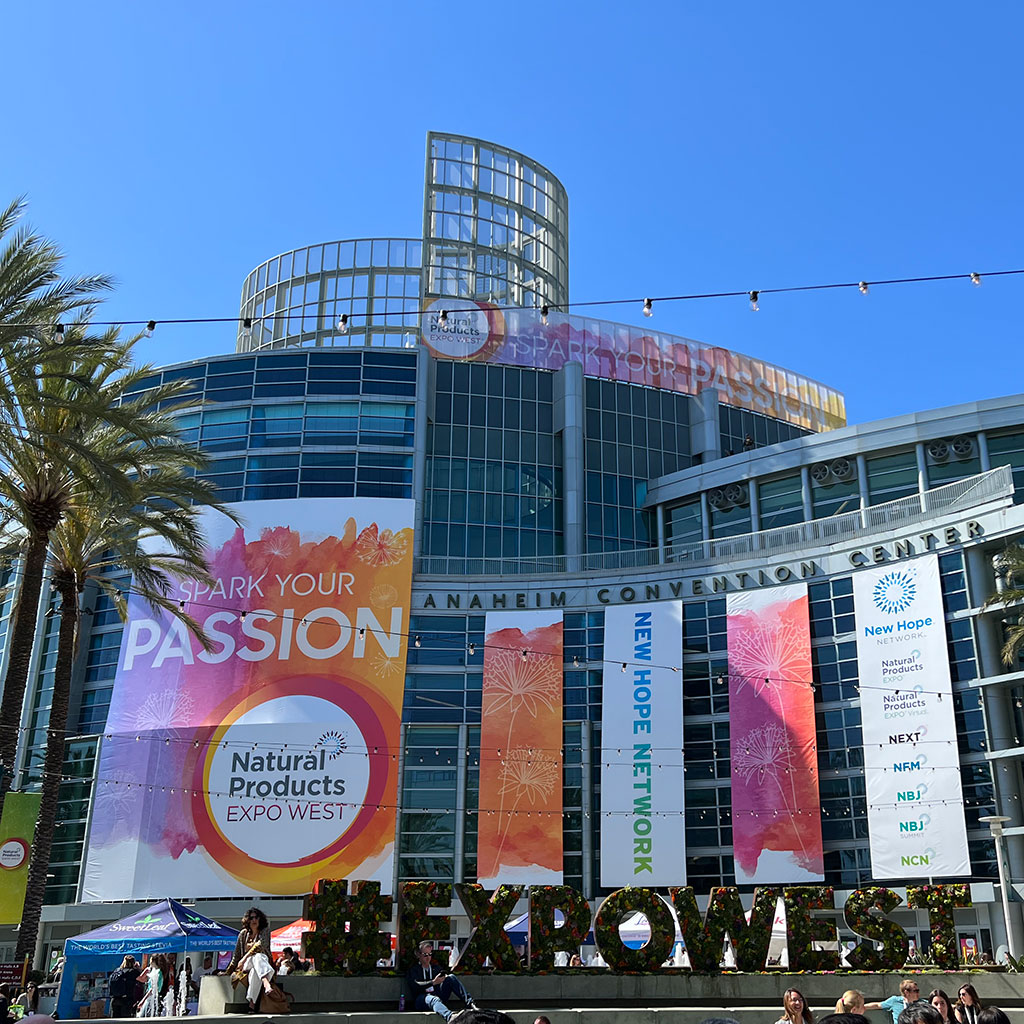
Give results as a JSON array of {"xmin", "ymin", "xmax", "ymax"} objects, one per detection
[
  {"xmin": 478, "ymin": 610, "xmax": 563, "ymax": 887},
  {"xmin": 0, "ymin": 792, "xmax": 42, "ymax": 924},
  {"xmin": 854, "ymin": 555, "xmax": 970, "ymax": 878},
  {"xmin": 421, "ymin": 303, "xmax": 845, "ymax": 432},
  {"xmin": 82, "ymin": 497, "xmax": 414, "ymax": 899},
  {"xmin": 727, "ymin": 585, "xmax": 823, "ymax": 884},
  {"xmin": 600, "ymin": 602, "xmax": 685, "ymax": 887}
]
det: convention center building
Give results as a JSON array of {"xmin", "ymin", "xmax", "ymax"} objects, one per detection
[{"xmin": 5, "ymin": 132, "xmax": 1024, "ymax": 969}]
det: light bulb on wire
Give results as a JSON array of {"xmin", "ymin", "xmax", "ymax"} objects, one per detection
[
  {"xmin": 971, "ymin": 272, "xmax": 981, "ymax": 286},
  {"xmin": 749, "ymin": 291, "xmax": 760, "ymax": 312},
  {"xmin": 338, "ymin": 314, "xmax": 349, "ymax": 334},
  {"xmin": 145, "ymin": 320, "xmax": 157, "ymax": 337},
  {"xmin": 642, "ymin": 298, "xmax": 653, "ymax": 317}
]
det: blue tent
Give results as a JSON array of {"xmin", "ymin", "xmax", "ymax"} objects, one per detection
[{"xmin": 58, "ymin": 900, "xmax": 238, "ymax": 1019}]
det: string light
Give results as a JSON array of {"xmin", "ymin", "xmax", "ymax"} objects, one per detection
[
  {"xmin": 144, "ymin": 320, "xmax": 157, "ymax": 337},
  {"xmin": 438, "ymin": 309, "xmax": 449, "ymax": 327},
  {"xmin": 468, "ymin": 642, "xmax": 475, "ymax": 656},
  {"xmin": 971, "ymin": 272, "xmax": 982, "ymax": 286},
  {"xmin": 521, "ymin": 649, "xmax": 528, "ymax": 662},
  {"xmin": 642, "ymin": 297, "xmax": 653, "ymax": 317},
  {"xmin": 241, "ymin": 317, "xmax": 252, "ymax": 339},
  {"xmin": 54, "ymin": 323, "xmax": 65, "ymax": 341},
  {"xmin": 338, "ymin": 314, "xmax": 349, "ymax": 333},
  {"xmin": 858, "ymin": 281, "xmax": 869, "ymax": 295},
  {"xmin": 749, "ymin": 290, "xmax": 760, "ymax": 312},
  {"xmin": 540, "ymin": 305, "xmax": 549, "ymax": 325}
]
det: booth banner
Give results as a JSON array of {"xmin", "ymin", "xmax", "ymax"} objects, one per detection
[
  {"xmin": 420, "ymin": 303, "xmax": 845, "ymax": 432},
  {"xmin": 854, "ymin": 555, "xmax": 970, "ymax": 878},
  {"xmin": 0, "ymin": 791, "xmax": 41, "ymax": 924},
  {"xmin": 727, "ymin": 585, "xmax": 824, "ymax": 884},
  {"xmin": 477, "ymin": 610, "xmax": 563, "ymax": 887},
  {"xmin": 81, "ymin": 497, "xmax": 414, "ymax": 899},
  {"xmin": 600, "ymin": 602, "xmax": 685, "ymax": 887}
]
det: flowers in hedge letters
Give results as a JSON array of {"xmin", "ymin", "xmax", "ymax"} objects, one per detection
[
  {"xmin": 670, "ymin": 886, "xmax": 745, "ymax": 972},
  {"xmin": 594, "ymin": 887, "xmax": 675, "ymax": 971},
  {"xmin": 528, "ymin": 885, "xmax": 592, "ymax": 969},
  {"xmin": 303, "ymin": 878, "xmax": 393, "ymax": 973},
  {"xmin": 783, "ymin": 886, "xmax": 839, "ymax": 971},
  {"xmin": 399, "ymin": 881, "xmax": 452, "ymax": 968},
  {"xmin": 843, "ymin": 886, "xmax": 909, "ymax": 971},
  {"xmin": 907, "ymin": 884, "xmax": 971, "ymax": 970},
  {"xmin": 733, "ymin": 886, "xmax": 780, "ymax": 971},
  {"xmin": 455, "ymin": 883, "xmax": 522, "ymax": 971}
]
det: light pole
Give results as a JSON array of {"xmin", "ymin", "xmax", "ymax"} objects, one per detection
[{"xmin": 979, "ymin": 815, "xmax": 1015, "ymax": 960}]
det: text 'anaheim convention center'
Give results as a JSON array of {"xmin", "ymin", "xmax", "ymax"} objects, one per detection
[{"xmin": 5, "ymin": 130, "xmax": 1024, "ymax": 967}]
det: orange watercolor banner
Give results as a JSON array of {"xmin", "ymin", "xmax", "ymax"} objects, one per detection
[{"xmin": 477, "ymin": 610, "xmax": 564, "ymax": 887}]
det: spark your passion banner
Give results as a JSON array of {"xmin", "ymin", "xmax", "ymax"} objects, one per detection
[
  {"xmin": 853, "ymin": 555, "xmax": 970, "ymax": 878},
  {"xmin": 82, "ymin": 497, "xmax": 414, "ymax": 899},
  {"xmin": 600, "ymin": 602, "xmax": 685, "ymax": 887},
  {"xmin": 477, "ymin": 610, "xmax": 563, "ymax": 887},
  {"xmin": 727, "ymin": 585, "xmax": 824, "ymax": 884}
]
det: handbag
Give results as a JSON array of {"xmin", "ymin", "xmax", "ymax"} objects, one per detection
[{"xmin": 260, "ymin": 984, "xmax": 292, "ymax": 1015}]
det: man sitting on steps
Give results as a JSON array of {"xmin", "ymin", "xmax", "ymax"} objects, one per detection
[{"xmin": 405, "ymin": 941, "xmax": 479, "ymax": 1022}]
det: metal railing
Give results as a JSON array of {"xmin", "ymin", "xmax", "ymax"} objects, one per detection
[{"xmin": 415, "ymin": 465, "xmax": 1014, "ymax": 577}]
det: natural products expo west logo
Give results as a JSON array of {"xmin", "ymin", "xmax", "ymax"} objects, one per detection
[{"xmin": 873, "ymin": 569, "xmax": 918, "ymax": 615}]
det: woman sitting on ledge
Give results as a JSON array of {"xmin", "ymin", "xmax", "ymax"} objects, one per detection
[{"xmin": 226, "ymin": 906, "xmax": 275, "ymax": 1012}]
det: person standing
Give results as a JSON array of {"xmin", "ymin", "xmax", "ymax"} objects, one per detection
[
  {"xmin": 866, "ymin": 980, "xmax": 924, "ymax": 1024},
  {"xmin": 14, "ymin": 983, "xmax": 39, "ymax": 1016},
  {"xmin": 136, "ymin": 955, "xmax": 165, "ymax": 1018},
  {"xmin": 405, "ymin": 941, "xmax": 478, "ymax": 1022},
  {"xmin": 776, "ymin": 988, "xmax": 813, "ymax": 1024},
  {"xmin": 109, "ymin": 957, "xmax": 142, "ymax": 1018},
  {"xmin": 226, "ymin": 907, "xmax": 275, "ymax": 1012},
  {"xmin": 954, "ymin": 985, "xmax": 983, "ymax": 1024}
]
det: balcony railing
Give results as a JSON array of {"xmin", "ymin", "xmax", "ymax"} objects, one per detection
[{"xmin": 414, "ymin": 465, "xmax": 1014, "ymax": 577}]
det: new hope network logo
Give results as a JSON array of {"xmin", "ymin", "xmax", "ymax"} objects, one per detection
[{"xmin": 873, "ymin": 569, "xmax": 918, "ymax": 615}]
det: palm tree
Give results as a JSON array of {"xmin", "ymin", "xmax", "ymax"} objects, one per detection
[
  {"xmin": 983, "ymin": 544, "xmax": 1024, "ymax": 669},
  {"xmin": 14, "ymin": 449, "xmax": 239, "ymax": 959},
  {"xmin": 0, "ymin": 332, "xmax": 220, "ymax": 816},
  {"xmin": 0, "ymin": 195, "xmax": 118, "ymax": 812}
]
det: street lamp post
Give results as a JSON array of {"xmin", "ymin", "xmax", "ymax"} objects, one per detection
[{"xmin": 979, "ymin": 815, "xmax": 1016, "ymax": 960}]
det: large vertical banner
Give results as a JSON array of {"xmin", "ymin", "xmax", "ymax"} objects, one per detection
[
  {"xmin": 82, "ymin": 498, "xmax": 414, "ymax": 899},
  {"xmin": 727, "ymin": 585, "xmax": 824, "ymax": 884},
  {"xmin": 478, "ymin": 610, "xmax": 563, "ymax": 887},
  {"xmin": 854, "ymin": 555, "xmax": 970, "ymax": 878},
  {"xmin": 0, "ymin": 792, "xmax": 42, "ymax": 923},
  {"xmin": 600, "ymin": 602, "xmax": 685, "ymax": 887}
]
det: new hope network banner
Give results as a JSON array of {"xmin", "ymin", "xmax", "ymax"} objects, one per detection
[
  {"xmin": 854, "ymin": 554, "xmax": 970, "ymax": 878},
  {"xmin": 82, "ymin": 498, "xmax": 414, "ymax": 899},
  {"xmin": 600, "ymin": 602, "xmax": 685, "ymax": 887}
]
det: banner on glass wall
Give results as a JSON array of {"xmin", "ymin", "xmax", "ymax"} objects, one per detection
[
  {"xmin": 853, "ymin": 554, "xmax": 970, "ymax": 878},
  {"xmin": 600, "ymin": 602, "xmax": 685, "ymax": 887},
  {"xmin": 727, "ymin": 584, "xmax": 824, "ymax": 884},
  {"xmin": 82, "ymin": 497, "xmax": 414, "ymax": 900},
  {"xmin": 478, "ymin": 610, "xmax": 563, "ymax": 887},
  {"xmin": 0, "ymin": 792, "xmax": 42, "ymax": 924},
  {"xmin": 420, "ymin": 302, "xmax": 845, "ymax": 432}
]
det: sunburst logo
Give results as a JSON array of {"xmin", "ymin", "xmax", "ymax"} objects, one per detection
[
  {"xmin": 873, "ymin": 569, "xmax": 917, "ymax": 614},
  {"xmin": 316, "ymin": 730, "xmax": 347, "ymax": 760}
]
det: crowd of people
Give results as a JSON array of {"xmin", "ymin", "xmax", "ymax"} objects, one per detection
[{"xmin": 766, "ymin": 980, "xmax": 1008, "ymax": 1024}]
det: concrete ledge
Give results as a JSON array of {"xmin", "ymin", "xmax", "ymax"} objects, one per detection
[{"xmin": 198, "ymin": 972, "xmax": 1024, "ymax": 1017}]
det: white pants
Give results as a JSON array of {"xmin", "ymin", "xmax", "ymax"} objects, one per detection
[{"xmin": 242, "ymin": 953, "xmax": 275, "ymax": 1004}]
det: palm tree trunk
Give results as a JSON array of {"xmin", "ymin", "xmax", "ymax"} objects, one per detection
[
  {"xmin": 0, "ymin": 532, "xmax": 51, "ymax": 817},
  {"xmin": 15, "ymin": 577, "xmax": 77, "ymax": 962}
]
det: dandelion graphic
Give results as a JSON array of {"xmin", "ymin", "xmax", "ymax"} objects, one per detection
[
  {"xmin": 369, "ymin": 583, "xmax": 398, "ymax": 609},
  {"xmin": 483, "ymin": 649, "xmax": 560, "ymax": 717},
  {"xmin": 729, "ymin": 620, "xmax": 810, "ymax": 705},
  {"xmin": 316, "ymin": 730, "xmax": 347, "ymax": 760},
  {"xmin": 372, "ymin": 651, "xmax": 401, "ymax": 680},
  {"xmin": 497, "ymin": 749, "xmax": 559, "ymax": 805},
  {"xmin": 733, "ymin": 724, "xmax": 794, "ymax": 785},
  {"xmin": 356, "ymin": 526, "xmax": 409, "ymax": 567},
  {"xmin": 132, "ymin": 691, "xmax": 197, "ymax": 732}
]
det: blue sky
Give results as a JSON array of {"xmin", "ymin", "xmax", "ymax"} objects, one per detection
[{"xmin": 4, "ymin": 2, "xmax": 1021, "ymax": 426}]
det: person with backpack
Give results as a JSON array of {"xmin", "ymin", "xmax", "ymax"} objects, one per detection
[{"xmin": 109, "ymin": 956, "xmax": 141, "ymax": 1019}]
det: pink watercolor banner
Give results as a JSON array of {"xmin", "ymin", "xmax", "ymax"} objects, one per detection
[{"xmin": 726, "ymin": 584, "xmax": 823, "ymax": 884}]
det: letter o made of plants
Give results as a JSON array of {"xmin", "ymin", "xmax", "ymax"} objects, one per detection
[{"xmin": 594, "ymin": 887, "xmax": 675, "ymax": 971}]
